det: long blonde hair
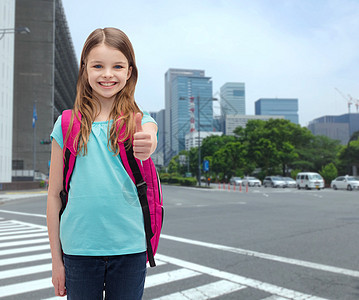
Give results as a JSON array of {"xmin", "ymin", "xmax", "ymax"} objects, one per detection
[{"xmin": 65, "ymin": 27, "xmax": 141, "ymax": 156}]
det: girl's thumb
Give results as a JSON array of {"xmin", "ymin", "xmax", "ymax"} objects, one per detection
[{"xmin": 135, "ymin": 112, "xmax": 143, "ymax": 133}]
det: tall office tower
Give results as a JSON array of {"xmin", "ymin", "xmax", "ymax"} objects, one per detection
[
  {"xmin": 0, "ymin": 0, "xmax": 16, "ymax": 183},
  {"xmin": 164, "ymin": 68, "xmax": 206, "ymax": 165},
  {"xmin": 10, "ymin": 0, "xmax": 78, "ymax": 181},
  {"xmin": 171, "ymin": 75, "xmax": 213, "ymax": 156},
  {"xmin": 255, "ymin": 98, "xmax": 299, "ymax": 124},
  {"xmin": 149, "ymin": 109, "xmax": 165, "ymax": 166},
  {"xmin": 220, "ymin": 82, "xmax": 245, "ymax": 116}
]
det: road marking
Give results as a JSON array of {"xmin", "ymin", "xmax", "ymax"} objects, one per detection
[
  {"xmin": 152, "ymin": 280, "xmax": 246, "ymax": 300},
  {"xmin": 0, "ymin": 228, "xmax": 45, "ymax": 236},
  {"xmin": 0, "ymin": 237, "xmax": 49, "ymax": 248},
  {"xmin": 156, "ymin": 254, "xmax": 328, "ymax": 300},
  {"xmin": 161, "ymin": 234, "xmax": 359, "ymax": 278},
  {"xmin": 0, "ymin": 226, "xmax": 34, "ymax": 232},
  {"xmin": 0, "ymin": 231, "xmax": 48, "ymax": 241},
  {"xmin": 0, "ymin": 263, "xmax": 52, "ymax": 280},
  {"xmin": 0, "ymin": 253, "xmax": 52, "ymax": 267},
  {"xmin": 145, "ymin": 268, "xmax": 201, "ymax": 288},
  {"xmin": 0, "ymin": 209, "xmax": 47, "ymax": 218},
  {"xmin": 0, "ymin": 277, "xmax": 53, "ymax": 297},
  {"xmin": 0, "ymin": 244, "xmax": 50, "ymax": 256},
  {"xmin": 261, "ymin": 296, "xmax": 290, "ymax": 300},
  {"xmin": 5, "ymin": 219, "xmax": 48, "ymax": 229}
]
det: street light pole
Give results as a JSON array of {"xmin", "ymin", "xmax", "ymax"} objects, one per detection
[
  {"xmin": 197, "ymin": 96, "xmax": 201, "ymax": 186},
  {"xmin": 0, "ymin": 27, "xmax": 30, "ymax": 40}
]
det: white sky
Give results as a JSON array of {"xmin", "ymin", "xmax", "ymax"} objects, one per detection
[{"xmin": 61, "ymin": 0, "xmax": 359, "ymax": 126}]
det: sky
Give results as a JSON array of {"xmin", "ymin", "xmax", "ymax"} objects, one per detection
[{"xmin": 61, "ymin": 0, "xmax": 359, "ymax": 126}]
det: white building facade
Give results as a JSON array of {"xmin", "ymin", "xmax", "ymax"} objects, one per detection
[
  {"xmin": 0, "ymin": 0, "xmax": 15, "ymax": 182},
  {"xmin": 185, "ymin": 131, "xmax": 223, "ymax": 151},
  {"xmin": 225, "ymin": 115, "xmax": 284, "ymax": 135}
]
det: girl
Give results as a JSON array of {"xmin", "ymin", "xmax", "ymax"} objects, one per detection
[{"xmin": 47, "ymin": 28, "xmax": 158, "ymax": 299}]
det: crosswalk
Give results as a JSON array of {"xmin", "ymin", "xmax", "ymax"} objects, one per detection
[{"xmin": 0, "ymin": 217, "xmax": 329, "ymax": 300}]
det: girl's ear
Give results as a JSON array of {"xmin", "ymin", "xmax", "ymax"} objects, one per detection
[{"xmin": 127, "ymin": 66, "xmax": 132, "ymax": 80}]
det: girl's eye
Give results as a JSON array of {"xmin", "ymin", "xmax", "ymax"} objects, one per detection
[
  {"xmin": 114, "ymin": 65, "xmax": 123, "ymax": 69},
  {"xmin": 93, "ymin": 65, "xmax": 102, "ymax": 69}
]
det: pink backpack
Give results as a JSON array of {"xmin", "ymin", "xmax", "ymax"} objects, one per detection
[{"xmin": 59, "ymin": 109, "xmax": 163, "ymax": 267}]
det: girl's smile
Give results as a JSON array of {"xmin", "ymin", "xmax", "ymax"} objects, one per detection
[{"xmin": 98, "ymin": 81, "xmax": 118, "ymax": 87}]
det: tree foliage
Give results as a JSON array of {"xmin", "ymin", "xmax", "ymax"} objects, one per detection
[{"xmin": 166, "ymin": 119, "xmax": 357, "ymax": 182}]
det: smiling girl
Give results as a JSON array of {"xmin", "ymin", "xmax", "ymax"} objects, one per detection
[{"xmin": 47, "ymin": 28, "xmax": 157, "ymax": 299}]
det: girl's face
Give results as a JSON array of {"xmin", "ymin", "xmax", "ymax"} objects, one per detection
[{"xmin": 86, "ymin": 44, "xmax": 132, "ymax": 103}]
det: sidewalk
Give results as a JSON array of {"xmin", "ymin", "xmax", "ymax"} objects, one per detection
[{"xmin": 0, "ymin": 188, "xmax": 48, "ymax": 202}]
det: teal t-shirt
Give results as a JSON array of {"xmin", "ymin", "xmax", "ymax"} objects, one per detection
[{"xmin": 51, "ymin": 112, "xmax": 156, "ymax": 256}]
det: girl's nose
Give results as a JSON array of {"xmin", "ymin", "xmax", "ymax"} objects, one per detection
[{"xmin": 103, "ymin": 68, "xmax": 113, "ymax": 78}]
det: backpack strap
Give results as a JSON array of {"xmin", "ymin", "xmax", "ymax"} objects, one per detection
[
  {"xmin": 117, "ymin": 124, "xmax": 156, "ymax": 267},
  {"xmin": 59, "ymin": 110, "xmax": 81, "ymax": 219}
]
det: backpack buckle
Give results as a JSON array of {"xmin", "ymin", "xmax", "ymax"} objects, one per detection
[{"xmin": 136, "ymin": 181, "xmax": 147, "ymax": 197}]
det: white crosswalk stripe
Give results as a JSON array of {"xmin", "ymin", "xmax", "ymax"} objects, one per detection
[
  {"xmin": 152, "ymin": 280, "xmax": 246, "ymax": 300},
  {"xmin": 0, "ymin": 218, "xmax": 330, "ymax": 300},
  {"xmin": 0, "ymin": 263, "xmax": 52, "ymax": 280},
  {"xmin": 145, "ymin": 268, "xmax": 201, "ymax": 288}
]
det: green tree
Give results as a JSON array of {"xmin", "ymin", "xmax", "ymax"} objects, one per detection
[
  {"xmin": 212, "ymin": 142, "xmax": 247, "ymax": 181},
  {"xmin": 319, "ymin": 163, "xmax": 338, "ymax": 187}
]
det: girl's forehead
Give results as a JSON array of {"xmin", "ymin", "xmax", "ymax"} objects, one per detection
[{"xmin": 87, "ymin": 44, "xmax": 128, "ymax": 63}]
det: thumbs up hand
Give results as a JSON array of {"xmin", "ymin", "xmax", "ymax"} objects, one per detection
[{"xmin": 133, "ymin": 112, "xmax": 157, "ymax": 160}]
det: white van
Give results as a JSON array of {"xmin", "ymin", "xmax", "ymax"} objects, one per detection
[{"xmin": 296, "ymin": 172, "xmax": 324, "ymax": 190}]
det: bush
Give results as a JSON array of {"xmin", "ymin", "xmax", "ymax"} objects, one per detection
[
  {"xmin": 159, "ymin": 173, "xmax": 197, "ymax": 186},
  {"xmin": 320, "ymin": 163, "xmax": 338, "ymax": 187},
  {"xmin": 180, "ymin": 177, "xmax": 197, "ymax": 186}
]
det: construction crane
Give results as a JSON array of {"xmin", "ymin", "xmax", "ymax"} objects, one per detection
[
  {"xmin": 348, "ymin": 94, "xmax": 359, "ymax": 113},
  {"xmin": 335, "ymin": 88, "xmax": 354, "ymax": 113}
]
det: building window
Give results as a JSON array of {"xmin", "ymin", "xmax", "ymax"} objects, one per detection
[
  {"xmin": 12, "ymin": 160, "xmax": 24, "ymax": 170},
  {"xmin": 233, "ymin": 90, "xmax": 244, "ymax": 97}
]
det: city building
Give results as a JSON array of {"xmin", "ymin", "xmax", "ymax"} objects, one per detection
[
  {"xmin": 171, "ymin": 75, "xmax": 213, "ymax": 156},
  {"xmin": 185, "ymin": 131, "xmax": 223, "ymax": 151},
  {"xmin": 149, "ymin": 109, "xmax": 165, "ymax": 166},
  {"xmin": 308, "ymin": 113, "xmax": 359, "ymax": 144},
  {"xmin": 0, "ymin": 0, "xmax": 16, "ymax": 183},
  {"xmin": 225, "ymin": 115, "xmax": 284, "ymax": 136},
  {"xmin": 164, "ymin": 68, "xmax": 213, "ymax": 164},
  {"xmin": 0, "ymin": 0, "xmax": 77, "ymax": 183},
  {"xmin": 255, "ymin": 98, "xmax": 299, "ymax": 124},
  {"xmin": 220, "ymin": 82, "xmax": 245, "ymax": 116}
]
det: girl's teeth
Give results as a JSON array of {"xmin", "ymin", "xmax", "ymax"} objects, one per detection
[{"xmin": 100, "ymin": 82, "xmax": 116, "ymax": 86}]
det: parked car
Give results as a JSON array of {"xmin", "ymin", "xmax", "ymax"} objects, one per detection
[
  {"xmin": 283, "ymin": 177, "xmax": 297, "ymax": 188},
  {"xmin": 330, "ymin": 176, "xmax": 359, "ymax": 191},
  {"xmin": 241, "ymin": 176, "xmax": 261, "ymax": 187},
  {"xmin": 296, "ymin": 172, "xmax": 324, "ymax": 190},
  {"xmin": 263, "ymin": 176, "xmax": 286, "ymax": 188},
  {"xmin": 230, "ymin": 177, "xmax": 242, "ymax": 186}
]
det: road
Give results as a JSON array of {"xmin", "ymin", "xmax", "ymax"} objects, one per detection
[{"xmin": 0, "ymin": 185, "xmax": 359, "ymax": 299}]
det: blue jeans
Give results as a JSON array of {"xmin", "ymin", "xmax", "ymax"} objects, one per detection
[{"xmin": 63, "ymin": 252, "xmax": 146, "ymax": 300}]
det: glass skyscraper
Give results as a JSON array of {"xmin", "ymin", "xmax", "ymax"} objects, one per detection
[
  {"xmin": 220, "ymin": 82, "xmax": 245, "ymax": 115},
  {"xmin": 171, "ymin": 75, "xmax": 213, "ymax": 155},
  {"xmin": 255, "ymin": 98, "xmax": 299, "ymax": 124},
  {"xmin": 164, "ymin": 68, "xmax": 213, "ymax": 163}
]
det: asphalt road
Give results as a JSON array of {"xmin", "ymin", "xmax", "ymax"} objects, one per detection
[{"xmin": 0, "ymin": 185, "xmax": 359, "ymax": 299}]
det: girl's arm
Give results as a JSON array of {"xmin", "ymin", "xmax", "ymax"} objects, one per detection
[{"xmin": 46, "ymin": 139, "xmax": 66, "ymax": 297}]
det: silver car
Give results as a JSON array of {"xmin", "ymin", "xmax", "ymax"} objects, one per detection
[
  {"xmin": 230, "ymin": 177, "xmax": 242, "ymax": 186},
  {"xmin": 330, "ymin": 176, "xmax": 359, "ymax": 191},
  {"xmin": 263, "ymin": 176, "xmax": 286, "ymax": 188},
  {"xmin": 241, "ymin": 176, "xmax": 261, "ymax": 187},
  {"xmin": 284, "ymin": 177, "xmax": 297, "ymax": 188}
]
